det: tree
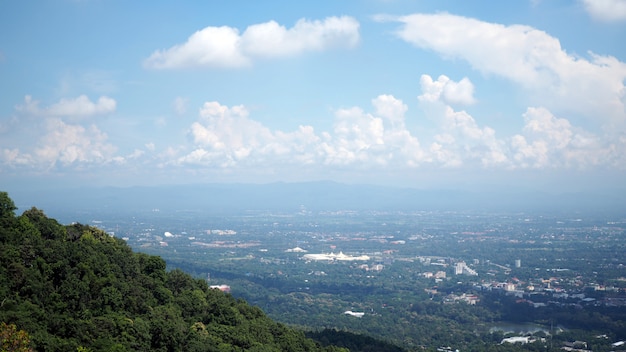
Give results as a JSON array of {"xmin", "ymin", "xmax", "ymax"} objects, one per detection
[
  {"xmin": 0, "ymin": 192, "xmax": 17, "ymax": 221},
  {"xmin": 0, "ymin": 195, "xmax": 346, "ymax": 352},
  {"xmin": 21, "ymin": 208, "xmax": 65, "ymax": 241},
  {"xmin": 0, "ymin": 193, "xmax": 18, "ymax": 243},
  {"xmin": 0, "ymin": 322, "xmax": 33, "ymax": 352}
]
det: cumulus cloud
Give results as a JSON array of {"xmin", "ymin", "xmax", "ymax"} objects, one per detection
[
  {"xmin": 16, "ymin": 95, "xmax": 116, "ymax": 118},
  {"xmin": 416, "ymin": 74, "xmax": 625, "ymax": 170},
  {"xmin": 181, "ymin": 102, "xmax": 278, "ymax": 167},
  {"xmin": 373, "ymin": 94, "xmax": 408, "ymax": 129},
  {"xmin": 380, "ymin": 13, "xmax": 626, "ymax": 128},
  {"xmin": 182, "ymin": 101, "xmax": 339, "ymax": 168},
  {"xmin": 418, "ymin": 75, "xmax": 507, "ymax": 167},
  {"xmin": 241, "ymin": 16, "xmax": 360, "ymax": 57},
  {"xmin": 34, "ymin": 119, "xmax": 117, "ymax": 168},
  {"xmin": 177, "ymin": 95, "xmax": 430, "ymax": 170},
  {"xmin": 510, "ymin": 107, "xmax": 614, "ymax": 169},
  {"xmin": 144, "ymin": 16, "xmax": 359, "ymax": 69},
  {"xmin": 144, "ymin": 26, "xmax": 250, "ymax": 69},
  {"xmin": 1, "ymin": 119, "xmax": 119, "ymax": 171},
  {"xmin": 4, "ymin": 79, "xmax": 623, "ymax": 177},
  {"xmin": 2, "ymin": 94, "xmax": 119, "ymax": 171},
  {"xmin": 418, "ymin": 74, "xmax": 476, "ymax": 106},
  {"xmin": 171, "ymin": 76, "xmax": 626, "ymax": 175},
  {"xmin": 176, "ymin": 97, "xmax": 426, "ymax": 170},
  {"xmin": 1, "ymin": 148, "xmax": 31, "ymax": 167},
  {"xmin": 325, "ymin": 107, "xmax": 386, "ymax": 165},
  {"xmin": 325, "ymin": 96, "xmax": 424, "ymax": 167},
  {"xmin": 581, "ymin": 0, "xmax": 626, "ymax": 22}
]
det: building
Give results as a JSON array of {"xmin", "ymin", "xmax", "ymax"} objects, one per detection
[
  {"xmin": 303, "ymin": 251, "xmax": 370, "ymax": 261},
  {"xmin": 504, "ymin": 283, "xmax": 516, "ymax": 291},
  {"xmin": 344, "ymin": 311, "xmax": 365, "ymax": 318},
  {"xmin": 501, "ymin": 336, "xmax": 532, "ymax": 344},
  {"xmin": 210, "ymin": 285, "xmax": 231, "ymax": 293},
  {"xmin": 285, "ymin": 247, "xmax": 307, "ymax": 253},
  {"xmin": 435, "ymin": 271, "xmax": 447, "ymax": 279},
  {"xmin": 455, "ymin": 261, "xmax": 478, "ymax": 276}
]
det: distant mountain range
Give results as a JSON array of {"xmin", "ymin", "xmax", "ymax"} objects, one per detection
[{"xmin": 9, "ymin": 181, "xmax": 626, "ymax": 218}]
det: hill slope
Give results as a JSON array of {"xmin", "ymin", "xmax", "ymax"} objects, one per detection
[{"xmin": 0, "ymin": 192, "xmax": 347, "ymax": 352}]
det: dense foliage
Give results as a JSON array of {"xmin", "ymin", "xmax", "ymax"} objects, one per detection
[
  {"xmin": 160, "ymin": 254, "xmax": 626, "ymax": 352},
  {"xmin": 306, "ymin": 329, "xmax": 405, "ymax": 352},
  {"xmin": 0, "ymin": 192, "xmax": 347, "ymax": 352}
]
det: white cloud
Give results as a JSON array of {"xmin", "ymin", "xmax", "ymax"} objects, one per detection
[
  {"xmin": 510, "ymin": 107, "xmax": 615, "ymax": 169},
  {"xmin": 324, "ymin": 96, "xmax": 425, "ymax": 167},
  {"xmin": 372, "ymin": 94, "xmax": 408, "ymax": 129},
  {"xmin": 1, "ymin": 148, "xmax": 31, "ymax": 166},
  {"xmin": 145, "ymin": 26, "xmax": 250, "ymax": 69},
  {"xmin": 34, "ymin": 118, "xmax": 117, "ymax": 168},
  {"xmin": 416, "ymin": 74, "xmax": 622, "ymax": 170},
  {"xmin": 178, "ymin": 96, "xmax": 427, "ymax": 170},
  {"xmin": 382, "ymin": 13, "xmax": 626, "ymax": 128},
  {"xmin": 418, "ymin": 74, "xmax": 476, "ymax": 106},
  {"xmin": 4, "ymin": 79, "xmax": 623, "ymax": 178},
  {"xmin": 418, "ymin": 75, "xmax": 507, "ymax": 167},
  {"xmin": 16, "ymin": 95, "xmax": 116, "ymax": 118},
  {"xmin": 48, "ymin": 95, "xmax": 116, "ymax": 117},
  {"xmin": 172, "ymin": 84, "xmax": 625, "ymax": 174},
  {"xmin": 192, "ymin": 101, "xmax": 323, "ymax": 164},
  {"xmin": 2, "ymin": 94, "xmax": 119, "ymax": 170},
  {"xmin": 126, "ymin": 149, "xmax": 145, "ymax": 160},
  {"xmin": 581, "ymin": 0, "xmax": 626, "ymax": 22},
  {"xmin": 325, "ymin": 107, "xmax": 386, "ymax": 165},
  {"xmin": 144, "ymin": 16, "xmax": 359, "ymax": 69},
  {"xmin": 241, "ymin": 16, "xmax": 360, "ymax": 58},
  {"xmin": 185, "ymin": 102, "xmax": 323, "ymax": 168},
  {"xmin": 183, "ymin": 101, "xmax": 276, "ymax": 166}
]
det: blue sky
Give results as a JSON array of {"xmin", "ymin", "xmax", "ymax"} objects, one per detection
[{"xmin": 1, "ymin": 0, "xmax": 626, "ymax": 193}]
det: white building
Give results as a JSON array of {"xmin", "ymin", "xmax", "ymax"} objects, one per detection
[
  {"xmin": 303, "ymin": 252, "xmax": 370, "ymax": 261},
  {"xmin": 501, "ymin": 336, "xmax": 532, "ymax": 344},
  {"xmin": 344, "ymin": 311, "xmax": 365, "ymax": 318},
  {"xmin": 455, "ymin": 261, "xmax": 478, "ymax": 276}
]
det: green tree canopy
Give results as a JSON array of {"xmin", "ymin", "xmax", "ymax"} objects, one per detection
[{"xmin": 0, "ymin": 192, "xmax": 343, "ymax": 352}]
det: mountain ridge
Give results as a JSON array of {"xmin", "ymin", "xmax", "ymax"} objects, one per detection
[{"xmin": 9, "ymin": 181, "xmax": 626, "ymax": 217}]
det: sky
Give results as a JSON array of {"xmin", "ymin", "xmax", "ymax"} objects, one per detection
[{"xmin": 1, "ymin": 0, "xmax": 626, "ymax": 194}]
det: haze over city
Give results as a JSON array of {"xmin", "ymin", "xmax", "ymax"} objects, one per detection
[{"xmin": 1, "ymin": 1, "xmax": 625, "ymax": 195}]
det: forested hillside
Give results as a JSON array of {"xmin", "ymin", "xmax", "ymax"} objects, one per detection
[{"xmin": 0, "ymin": 192, "xmax": 348, "ymax": 351}]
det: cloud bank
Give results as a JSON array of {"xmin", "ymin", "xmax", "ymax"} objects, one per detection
[
  {"xmin": 167, "ymin": 72, "xmax": 622, "ymax": 173},
  {"xmin": 2, "ymin": 71, "xmax": 625, "ymax": 178},
  {"xmin": 3, "ymin": 95, "xmax": 119, "ymax": 170},
  {"xmin": 2, "ymin": 12, "xmax": 624, "ymax": 186}
]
